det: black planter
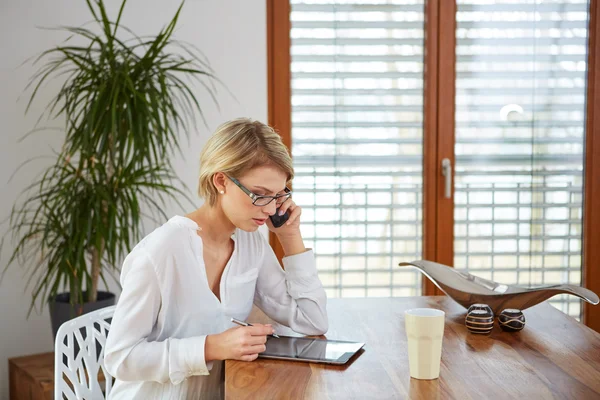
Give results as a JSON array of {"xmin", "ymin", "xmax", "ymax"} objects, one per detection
[{"xmin": 49, "ymin": 291, "xmax": 116, "ymax": 341}]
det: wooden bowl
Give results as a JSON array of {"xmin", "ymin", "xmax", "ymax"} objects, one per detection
[{"xmin": 398, "ymin": 260, "xmax": 599, "ymax": 315}]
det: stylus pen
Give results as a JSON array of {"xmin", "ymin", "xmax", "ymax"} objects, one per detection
[{"xmin": 230, "ymin": 317, "xmax": 280, "ymax": 338}]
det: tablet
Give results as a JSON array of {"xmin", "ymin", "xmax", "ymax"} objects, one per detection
[{"xmin": 258, "ymin": 335, "xmax": 365, "ymax": 365}]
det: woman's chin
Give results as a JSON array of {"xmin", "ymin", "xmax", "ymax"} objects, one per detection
[{"xmin": 235, "ymin": 221, "xmax": 260, "ymax": 233}]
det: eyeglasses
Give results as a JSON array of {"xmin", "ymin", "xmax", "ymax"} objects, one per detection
[{"xmin": 226, "ymin": 175, "xmax": 292, "ymax": 207}]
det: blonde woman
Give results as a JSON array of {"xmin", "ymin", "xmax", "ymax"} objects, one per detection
[{"xmin": 104, "ymin": 119, "xmax": 328, "ymax": 399}]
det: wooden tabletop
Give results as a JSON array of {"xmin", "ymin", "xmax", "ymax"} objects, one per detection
[{"xmin": 225, "ymin": 296, "xmax": 600, "ymax": 400}]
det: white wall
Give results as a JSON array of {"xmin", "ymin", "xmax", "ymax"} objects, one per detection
[{"xmin": 0, "ymin": 1, "xmax": 267, "ymax": 398}]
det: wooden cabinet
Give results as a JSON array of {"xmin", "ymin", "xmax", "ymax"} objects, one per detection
[
  {"xmin": 9, "ymin": 352, "xmax": 107, "ymax": 399},
  {"xmin": 8, "ymin": 352, "xmax": 54, "ymax": 400}
]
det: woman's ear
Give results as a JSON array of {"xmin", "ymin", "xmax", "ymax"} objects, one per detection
[{"xmin": 212, "ymin": 172, "xmax": 227, "ymax": 194}]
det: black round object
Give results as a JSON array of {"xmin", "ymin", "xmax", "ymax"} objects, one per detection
[
  {"xmin": 498, "ymin": 308, "xmax": 526, "ymax": 332},
  {"xmin": 467, "ymin": 303, "xmax": 494, "ymax": 318},
  {"xmin": 465, "ymin": 309, "xmax": 494, "ymax": 334}
]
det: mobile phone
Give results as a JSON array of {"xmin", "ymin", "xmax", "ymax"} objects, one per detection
[{"xmin": 269, "ymin": 208, "xmax": 290, "ymax": 228}]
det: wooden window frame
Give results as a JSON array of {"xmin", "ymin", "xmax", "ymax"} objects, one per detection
[
  {"xmin": 584, "ymin": 0, "xmax": 600, "ymax": 331},
  {"xmin": 422, "ymin": 0, "xmax": 442, "ymax": 295},
  {"xmin": 267, "ymin": 0, "xmax": 291, "ymax": 263},
  {"xmin": 424, "ymin": 0, "xmax": 457, "ymax": 294}
]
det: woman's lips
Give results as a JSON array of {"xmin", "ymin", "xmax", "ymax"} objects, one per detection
[{"xmin": 253, "ymin": 218, "xmax": 267, "ymax": 226}]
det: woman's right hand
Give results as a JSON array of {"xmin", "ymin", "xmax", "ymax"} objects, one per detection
[{"xmin": 205, "ymin": 324, "xmax": 274, "ymax": 362}]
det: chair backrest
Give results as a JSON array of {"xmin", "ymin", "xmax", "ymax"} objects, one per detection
[{"xmin": 54, "ymin": 305, "xmax": 116, "ymax": 400}]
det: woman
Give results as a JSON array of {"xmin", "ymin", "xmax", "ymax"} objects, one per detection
[{"xmin": 104, "ymin": 118, "xmax": 328, "ymax": 399}]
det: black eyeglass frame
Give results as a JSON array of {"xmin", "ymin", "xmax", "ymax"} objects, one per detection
[{"xmin": 226, "ymin": 175, "xmax": 292, "ymax": 206}]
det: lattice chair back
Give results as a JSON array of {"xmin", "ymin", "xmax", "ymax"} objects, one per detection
[{"xmin": 54, "ymin": 305, "xmax": 116, "ymax": 400}]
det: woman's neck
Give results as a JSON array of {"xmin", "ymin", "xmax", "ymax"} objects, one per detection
[{"xmin": 185, "ymin": 204, "xmax": 236, "ymax": 246}]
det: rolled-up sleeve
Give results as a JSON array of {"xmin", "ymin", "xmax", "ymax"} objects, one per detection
[
  {"xmin": 253, "ymin": 236, "xmax": 328, "ymax": 336},
  {"xmin": 104, "ymin": 250, "xmax": 213, "ymax": 384}
]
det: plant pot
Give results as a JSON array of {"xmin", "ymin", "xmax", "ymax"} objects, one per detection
[{"xmin": 49, "ymin": 291, "xmax": 116, "ymax": 340}]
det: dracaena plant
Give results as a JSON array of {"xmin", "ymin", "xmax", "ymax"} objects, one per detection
[{"xmin": 2, "ymin": 0, "xmax": 219, "ymax": 315}]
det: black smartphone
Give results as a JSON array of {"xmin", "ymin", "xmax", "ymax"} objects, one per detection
[{"xmin": 269, "ymin": 208, "xmax": 290, "ymax": 228}]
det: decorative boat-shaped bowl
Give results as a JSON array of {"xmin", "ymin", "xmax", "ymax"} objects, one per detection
[{"xmin": 399, "ymin": 260, "xmax": 599, "ymax": 315}]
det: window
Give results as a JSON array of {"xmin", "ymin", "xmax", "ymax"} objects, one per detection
[{"xmin": 270, "ymin": 0, "xmax": 600, "ymax": 327}]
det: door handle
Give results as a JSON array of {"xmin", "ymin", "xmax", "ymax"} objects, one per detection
[{"xmin": 441, "ymin": 158, "xmax": 452, "ymax": 199}]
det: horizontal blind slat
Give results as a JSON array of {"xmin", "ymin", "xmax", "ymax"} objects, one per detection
[
  {"xmin": 292, "ymin": 87, "xmax": 584, "ymax": 95},
  {"xmin": 291, "ymin": 3, "xmax": 587, "ymax": 13},
  {"xmin": 292, "ymin": 20, "xmax": 585, "ymax": 29}
]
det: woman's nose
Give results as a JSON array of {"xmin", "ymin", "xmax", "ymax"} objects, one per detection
[{"xmin": 264, "ymin": 200, "xmax": 277, "ymax": 216}]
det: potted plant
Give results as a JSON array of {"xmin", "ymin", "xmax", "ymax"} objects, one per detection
[{"xmin": 2, "ymin": 0, "xmax": 218, "ymax": 339}]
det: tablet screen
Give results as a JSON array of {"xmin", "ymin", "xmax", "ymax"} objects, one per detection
[{"xmin": 260, "ymin": 335, "xmax": 364, "ymax": 363}]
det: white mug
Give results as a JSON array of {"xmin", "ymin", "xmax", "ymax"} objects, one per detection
[{"xmin": 404, "ymin": 308, "xmax": 445, "ymax": 380}]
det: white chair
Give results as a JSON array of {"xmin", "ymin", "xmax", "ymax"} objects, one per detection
[{"xmin": 54, "ymin": 305, "xmax": 116, "ymax": 400}]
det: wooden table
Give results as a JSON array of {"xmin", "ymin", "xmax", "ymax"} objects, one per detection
[{"xmin": 225, "ymin": 297, "xmax": 600, "ymax": 399}]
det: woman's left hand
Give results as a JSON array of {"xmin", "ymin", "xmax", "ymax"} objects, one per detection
[
  {"xmin": 266, "ymin": 197, "xmax": 307, "ymax": 256},
  {"xmin": 266, "ymin": 197, "xmax": 301, "ymax": 236}
]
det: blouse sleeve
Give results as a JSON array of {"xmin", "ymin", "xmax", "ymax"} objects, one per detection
[
  {"xmin": 104, "ymin": 250, "xmax": 213, "ymax": 385},
  {"xmin": 253, "ymin": 234, "xmax": 328, "ymax": 335}
]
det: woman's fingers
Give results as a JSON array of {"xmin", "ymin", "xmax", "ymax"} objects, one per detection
[
  {"xmin": 246, "ymin": 335, "xmax": 268, "ymax": 346},
  {"xmin": 240, "ymin": 353, "xmax": 259, "ymax": 362},
  {"xmin": 246, "ymin": 324, "xmax": 274, "ymax": 337},
  {"xmin": 276, "ymin": 198, "xmax": 302, "ymax": 226},
  {"xmin": 248, "ymin": 344, "xmax": 267, "ymax": 353},
  {"xmin": 277, "ymin": 196, "xmax": 294, "ymax": 215},
  {"xmin": 238, "ymin": 344, "xmax": 266, "ymax": 361},
  {"xmin": 285, "ymin": 202, "xmax": 302, "ymax": 225}
]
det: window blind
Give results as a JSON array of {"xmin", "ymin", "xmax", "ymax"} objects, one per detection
[{"xmin": 291, "ymin": 0, "xmax": 426, "ymax": 298}]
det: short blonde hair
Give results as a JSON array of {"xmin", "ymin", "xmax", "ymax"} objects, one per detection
[{"xmin": 198, "ymin": 118, "xmax": 294, "ymax": 206}]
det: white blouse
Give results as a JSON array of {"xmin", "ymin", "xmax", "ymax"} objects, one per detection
[{"xmin": 104, "ymin": 215, "xmax": 328, "ymax": 399}]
